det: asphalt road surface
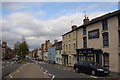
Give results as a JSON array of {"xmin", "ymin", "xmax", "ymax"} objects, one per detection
[
  {"xmin": 37, "ymin": 61, "xmax": 120, "ymax": 80},
  {"xmin": 2, "ymin": 59, "xmax": 24, "ymax": 78}
]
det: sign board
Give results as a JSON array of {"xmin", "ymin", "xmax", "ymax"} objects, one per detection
[{"xmin": 88, "ymin": 29, "xmax": 99, "ymax": 39}]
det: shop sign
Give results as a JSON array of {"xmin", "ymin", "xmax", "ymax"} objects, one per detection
[{"xmin": 88, "ymin": 29, "xmax": 99, "ymax": 39}]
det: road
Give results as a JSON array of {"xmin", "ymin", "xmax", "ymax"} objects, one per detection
[
  {"xmin": 37, "ymin": 61, "xmax": 120, "ymax": 80},
  {"xmin": 2, "ymin": 59, "xmax": 24, "ymax": 78},
  {"xmin": 1, "ymin": 59, "xmax": 120, "ymax": 80}
]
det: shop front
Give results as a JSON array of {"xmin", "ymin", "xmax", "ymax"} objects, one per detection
[{"xmin": 76, "ymin": 48, "xmax": 103, "ymax": 65}]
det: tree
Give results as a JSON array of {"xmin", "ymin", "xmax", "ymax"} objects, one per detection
[
  {"xmin": 19, "ymin": 41, "xmax": 29, "ymax": 58},
  {"xmin": 14, "ymin": 41, "xmax": 21, "ymax": 57},
  {"xmin": 14, "ymin": 37, "xmax": 29, "ymax": 59}
]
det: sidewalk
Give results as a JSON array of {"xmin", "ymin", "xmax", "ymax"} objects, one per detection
[{"xmin": 4, "ymin": 63, "xmax": 50, "ymax": 79}]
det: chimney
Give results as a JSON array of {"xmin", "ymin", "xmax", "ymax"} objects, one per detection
[
  {"xmin": 47, "ymin": 40, "xmax": 50, "ymax": 42},
  {"xmin": 83, "ymin": 17, "xmax": 89, "ymax": 24},
  {"xmin": 54, "ymin": 40, "xmax": 58, "ymax": 44},
  {"xmin": 71, "ymin": 25, "xmax": 77, "ymax": 30}
]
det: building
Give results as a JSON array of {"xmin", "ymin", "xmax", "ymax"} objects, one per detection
[
  {"xmin": 55, "ymin": 41, "xmax": 62, "ymax": 65},
  {"xmin": 76, "ymin": 10, "xmax": 120, "ymax": 73},
  {"xmin": 2, "ymin": 42, "xmax": 14, "ymax": 60},
  {"xmin": 41, "ymin": 40, "xmax": 52, "ymax": 61},
  {"xmin": 0, "ymin": 40, "xmax": 1, "ymax": 60},
  {"xmin": 47, "ymin": 45, "xmax": 56, "ymax": 63},
  {"xmin": 62, "ymin": 25, "xmax": 77, "ymax": 66},
  {"xmin": 47, "ymin": 40, "xmax": 62, "ymax": 64}
]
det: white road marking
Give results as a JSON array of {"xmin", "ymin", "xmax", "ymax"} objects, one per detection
[
  {"xmin": 51, "ymin": 75, "xmax": 55, "ymax": 80},
  {"xmin": 6, "ymin": 65, "xmax": 9, "ymax": 67},
  {"xmin": 44, "ymin": 70, "xmax": 47, "ymax": 73},
  {"xmin": 81, "ymin": 73, "xmax": 85, "ymax": 75},
  {"xmin": 20, "ymin": 67, "xmax": 22, "ymax": 69},
  {"xmin": 9, "ymin": 74, "xmax": 13, "ymax": 78},
  {"xmin": 27, "ymin": 63, "xmax": 30, "ymax": 64},
  {"xmin": 90, "ymin": 76, "xmax": 98, "ymax": 78},
  {"xmin": 16, "ymin": 70, "xmax": 20, "ymax": 72}
]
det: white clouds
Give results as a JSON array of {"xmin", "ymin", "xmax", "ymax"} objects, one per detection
[{"xmin": 2, "ymin": 10, "xmax": 106, "ymax": 49}]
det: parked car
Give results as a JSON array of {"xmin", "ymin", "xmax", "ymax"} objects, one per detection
[
  {"xmin": 13, "ymin": 56, "xmax": 21, "ymax": 61},
  {"xmin": 74, "ymin": 61, "xmax": 110, "ymax": 76},
  {"xmin": 33, "ymin": 57, "xmax": 43, "ymax": 61}
]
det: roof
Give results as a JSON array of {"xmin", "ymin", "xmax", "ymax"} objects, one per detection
[
  {"xmin": 77, "ymin": 10, "xmax": 120, "ymax": 29},
  {"xmin": 62, "ymin": 10, "xmax": 120, "ymax": 36}
]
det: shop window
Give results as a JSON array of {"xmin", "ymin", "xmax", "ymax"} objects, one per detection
[
  {"xmin": 83, "ymin": 27, "xmax": 86, "ymax": 35},
  {"xmin": 83, "ymin": 37, "xmax": 87, "ymax": 48},
  {"xmin": 102, "ymin": 19, "xmax": 108, "ymax": 30},
  {"xmin": 102, "ymin": 32, "xmax": 109, "ymax": 47}
]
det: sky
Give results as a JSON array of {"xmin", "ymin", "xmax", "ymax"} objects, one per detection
[{"xmin": 1, "ymin": 2, "xmax": 119, "ymax": 50}]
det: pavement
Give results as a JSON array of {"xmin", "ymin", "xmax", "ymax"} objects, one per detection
[{"xmin": 4, "ymin": 62, "xmax": 50, "ymax": 79}]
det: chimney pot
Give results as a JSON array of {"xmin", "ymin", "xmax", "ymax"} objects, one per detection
[
  {"xmin": 83, "ymin": 17, "xmax": 89, "ymax": 24},
  {"xmin": 71, "ymin": 25, "xmax": 77, "ymax": 30}
]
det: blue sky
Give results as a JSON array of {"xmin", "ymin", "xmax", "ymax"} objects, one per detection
[
  {"xmin": 2, "ymin": 2, "xmax": 118, "ymax": 20},
  {"xmin": 1, "ymin": 2, "xmax": 119, "ymax": 49}
]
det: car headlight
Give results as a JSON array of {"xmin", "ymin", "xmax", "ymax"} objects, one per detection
[{"xmin": 97, "ymin": 69, "xmax": 104, "ymax": 71}]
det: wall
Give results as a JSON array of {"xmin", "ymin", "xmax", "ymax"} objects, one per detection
[{"xmin": 76, "ymin": 16, "xmax": 120, "ymax": 72}]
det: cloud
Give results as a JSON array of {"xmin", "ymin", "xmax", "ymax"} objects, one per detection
[{"xmin": 2, "ymin": 10, "xmax": 106, "ymax": 49}]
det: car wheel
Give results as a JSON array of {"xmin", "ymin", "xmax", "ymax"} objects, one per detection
[
  {"xmin": 75, "ymin": 68, "xmax": 80, "ymax": 73},
  {"xmin": 91, "ymin": 70, "xmax": 95, "ymax": 76}
]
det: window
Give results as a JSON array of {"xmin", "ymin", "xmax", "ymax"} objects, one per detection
[
  {"xmin": 73, "ymin": 43, "xmax": 76, "ymax": 49},
  {"xmin": 69, "ymin": 34, "xmax": 71, "ymax": 39},
  {"xmin": 83, "ymin": 37, "xmax": 87, "ymax": 48},
  {"xmin": 69, "ymin": 44, "xmax": 71, "ymax": 50},
  {"xmin": 102, "ymin": 32, "xmax": 109, "ymax": 47},
  {"xmin": 83, "ymin": 27, "xmax": 86, "ymax": 35},
  {"xmin": 102, "ymin": 19, "xmax": 108, "ymax": 30}
]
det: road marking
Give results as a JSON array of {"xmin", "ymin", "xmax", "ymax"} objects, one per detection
[
  {"xmin": 52, "ymin": 75, "xmax": 55, "ymax": 80},
  {"xmin": 20, "ymin": 67, "xmax": 22, "ymax": 69},
  {"xmin": 81, "ymin": 73, "xmax": 85, "ymax": 75},
  {"xmin": 7, "ymin": 62, "xmax": 9, "ymax": 63},
  {"xmin": 44, "ymin": 70, "xmax": 47, "ymax": 73},
  {"xmin": 90, "ymin": 76, "xmax": 98, "ymax": 78},
  {"xmin": 2, "ymin": 66, "xmax": 4, "ymax": 68},
  {"xmin": 6, "ymin": 65, "xmax": 9, "ymax": 67},
  {"xmin": 16, "ymin": 70, "xmax": 20, "ymax": 72},
  {"xmin": 9, "ymin": 74, "xmax": 12, "ymax": 78},
  {"xmin": 27, "ymin": 63, "xmax": 30, "ymax": 64}
]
